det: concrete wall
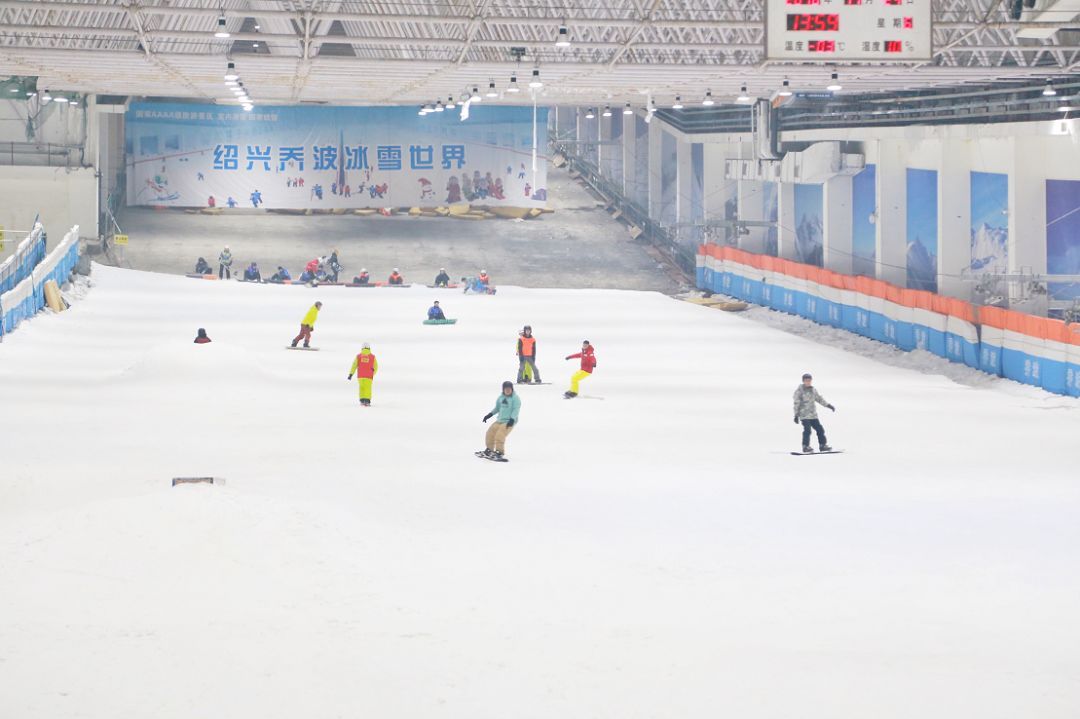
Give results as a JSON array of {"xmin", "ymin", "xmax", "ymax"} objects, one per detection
[{"xmin": 0, "ymin": 165, "xmax": 97, "ymax": 248}]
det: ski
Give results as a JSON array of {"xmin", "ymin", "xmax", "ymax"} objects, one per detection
[
  {"xmin": 285, "ymin": 346, "xmax": 319, "ymax": 351},
  {"xmin": 790, "ymin": 450, "xmax": 844, "ymax": 455}
]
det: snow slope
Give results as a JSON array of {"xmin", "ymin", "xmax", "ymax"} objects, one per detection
[{"xmin": 1, "ymin": 264, "xmax": 1079, "ymax": 718}]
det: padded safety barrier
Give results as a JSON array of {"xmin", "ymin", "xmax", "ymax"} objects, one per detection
[
  {"xmin": 696, "ymin": 244, "xmax": 1080, "ymax": 397},
  {"xmin": 0, "ymin": 225, "xmax": 80, "ymax": 338}
]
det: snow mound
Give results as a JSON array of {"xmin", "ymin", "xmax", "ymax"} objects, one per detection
[{"xmin": 115, "ymin": 341, "xmax": 277, "ymax": 385}]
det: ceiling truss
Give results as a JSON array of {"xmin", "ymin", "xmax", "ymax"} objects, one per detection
[{"xmin": 0, "ymin": 0, "xmax": 1077, "ymax": 106}]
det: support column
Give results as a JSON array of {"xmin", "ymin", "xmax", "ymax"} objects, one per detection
[
  {"xmin": 823, "ymin": 175, "xmax": 853, "ymax": 274},
  {"xmin": 738, "ymin": 180, "xmax": 767, "ymax": 254},
  {"xmin": 876, "ymin": 139, "xmax": 907, "ymax": 286},
  {"xmin": 937, "ymin": 140, "xmax": 971, "ymax": 299},
  {"xmin": 677, "ymin": 136, "xmax": 692, "ymax": 226},
  {"xmin": 1011, "ymin": 134, "xmax": 1049, "ymax": 313},
  {"xmin": 648, "ymin": 118, "xmax": 663, "ymax": 221}
]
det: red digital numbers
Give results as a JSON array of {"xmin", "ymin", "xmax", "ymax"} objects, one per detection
[
  {"xmin": 884, "ymin": 0, "xmax": 902, "ymax": 4},
  {"xmin": 785, "ymin": 14, "xmax": 840, "ymax": 31},
  {"xmin": 884, "ymin": 40, "xmax": 902, "ymax": 53},
  {"xmin": 843, "ymin": 0, "xmax": 863, "ymax": 4},
  {"xmin": 903, "ymin": 16, "xmax": 913, "ymax": 28},
  {"xmin": 807, "ymin": 40, "xmax": 836, "ymax": 52}
]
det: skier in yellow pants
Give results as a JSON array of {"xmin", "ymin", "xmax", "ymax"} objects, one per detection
[
  {"xmin": 564, "ymin": 340, "xmax": 597, "ymax": 398},
  {"xmin": 347, "ymin": 342, "xmax": 379, "ymax": 406}
]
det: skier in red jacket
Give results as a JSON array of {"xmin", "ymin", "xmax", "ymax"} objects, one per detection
[{"xmin": 564, "ymin": 340, "xmax": 596, "ymax": 398}]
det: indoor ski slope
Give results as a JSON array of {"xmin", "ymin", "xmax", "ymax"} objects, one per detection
[{"xmin": 1, "ymin": 264, "xmax": 1079, "ymax": 718}]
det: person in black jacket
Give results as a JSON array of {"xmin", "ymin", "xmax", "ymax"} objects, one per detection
[
  {"xmin": 194, "ymin": 257, "xmax": 213, "ymax": 275},
  {"xmin": 434, "ymin": 268, "xmax": 451, "ymax": 287}
]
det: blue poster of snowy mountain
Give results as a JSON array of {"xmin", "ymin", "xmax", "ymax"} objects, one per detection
[
  {"xmin": 1046, "ymin": 179, "xmax": 1080, "ymax": 300},
  {"xmin": 794, "ymin": 183, "xmax": 823, "ymax": 267},
  {"xmin": 763, "ymin": 181, "xmax": 778, "ymax": 257},
  {"xmin": 906, "ymin": 168, "xmax": 938, "ymax": 292},
  {"xmin": 852, "ymin": 164, "xmax": 876, "ymax": 276},
  {"xmin": 969, "ymin": 171, "xmax": 1008, "ymax": 275}
]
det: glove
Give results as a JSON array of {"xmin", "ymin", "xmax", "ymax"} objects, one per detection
[
  {"xmin": 506, "ymin": 419, "xmax": 515, "ymax": 427},
  {"xmin": 828, "ymin": 404, "xmax": 835, "ymax": 412},
  {"xmin": 794, "ymin": 416, "xmax": 799, "ymax": 424},
  {"xmin": 483, "ymin": 413, "xmax": 493, "ymax": 423},
  {"xmin": 565, "ymin": 355, "xmax": 572, "ymax": 360},
  {"xmin": 347, "ymin": 374, "xmax": 352, "ymax": 380}
]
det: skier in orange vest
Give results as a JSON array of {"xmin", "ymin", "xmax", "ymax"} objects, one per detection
[{"xmin": 516, "ymin": 325, "xmax": 541, "ymax": 384}]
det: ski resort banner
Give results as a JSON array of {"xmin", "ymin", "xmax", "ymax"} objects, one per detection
[{"xmin": 125, "ymin": 103, "xmax": 549, "ymax": 210}]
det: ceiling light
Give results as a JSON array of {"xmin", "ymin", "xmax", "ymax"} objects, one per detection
[
  {"xmin": 1043, "ymin": 82, "xmax": 1057, "ymax": 97},
  {"xmin": 252, "ymin": 41, "xmax": 259, "ymax": 49},
  {"xmin": 26, "ymin": 90, "xmax": 36, "ymax": 98},
  {"xmin": 214, "ymin": 15, "xmax": 230, "ymax": 38},
  {"xmin": 243, "ymin": 105, "xmax": 253, "ymax": 112},
  {"xmin": 8, "ymin": 86, "xmax": 18, "ymax": 93},
  {"xmin": 224, "ymin": 61, "xmax": 238, "ymax": 80},
  {"xmin": 446, "ymin": 96, "xmax": 456, "ymax": 109},
  {"xmin": 702, "ymin": 90, "xmax": 714, "ymax": 106},
  {"xmin": 826, "ymin": 72, "xmax": 842, "ymax": 92},
  {"xmin": 737, "ymin": 85, "xmax": 751, "ymax": 103},
  {"xmin": 602, "ymin": 105, "xmax": 612, "ymax": 117},
  {"xmin": 41, "ymin": 89, "xmax": 52, "ymax": 102},
  {"xmin": 555, "ymin": 25, "xmax": 570, "ymax": 47},
  {"xmin": 529, "ymin": 69, "xmax": 542, "ymax": 88},
  {"xmin": 225, "ymin": 78, "xmax": 238, "ymax": 86},
  {"xmin": 435, "ymin": 101, "xmax": 445, "ymax": 112},
  {"xmin": 648, "ymin": 99, "xmax": 657, "ymax": 113},
  {"xmin": 778, "ymin": 79, "xmax": 792, "ymax": 97},
  {"xmin": 486, "ymin": 80, "xmax": 497, "ymax": 98},
  {"xmin": 672, "ymin": 96, "xmax": 683, "ymax": 109},
  {"xmin": 53, "ymin": 95, "xmax": 69, "ymax": 104},
  {"xmin": 507, "ymin": 74, "xmax": 520, "ymax": 93},
  {"xmin": 253, "ymin": 23, "xmax": 260, "ymax": 30},
  {"xmin": 623, "ymin": 102, "xmax": 633, "ymax": 115},
  {"xmin": 585, "ymin": 108, "xmax": 595, "ymax": 119},
  {"xmin": 471, "ymin": 86, "xmax": 481, "ymax": 101}
]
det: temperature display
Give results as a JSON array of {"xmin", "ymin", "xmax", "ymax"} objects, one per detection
[
  {"xmin": 767, "ymin": 0, "xmax": 931, "ymax": 60},
  {"xmin": 786, "ymin": 13, "xmax": 840, "ymax": 31}
]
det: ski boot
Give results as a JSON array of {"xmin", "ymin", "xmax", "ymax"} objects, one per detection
[
  {"xmin": 819, "ymin": 444, "xmax": 832, "ymax": 452},
  {"xmin": 564, "ymin": 391, "xmax": 577, "ymax": 398},
  {"xmin": 802, "ymin": 445, "xmax": 814, "ymax": 453},
  {"xmin": 492, "ymin": 450, "xmax": 507, "ymax": 462},
  {"xmin": 475, "ymin": 448, "xmax": 494, "ymax": 458}
]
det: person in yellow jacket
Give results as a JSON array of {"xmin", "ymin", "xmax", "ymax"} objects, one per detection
[
  {"xmin": 347, "ymin": 342, "xmax": 379, "ymax": 405},
  {"xmin": 291, "ymin": 301, "xmax": 322, "ymax": 348}
]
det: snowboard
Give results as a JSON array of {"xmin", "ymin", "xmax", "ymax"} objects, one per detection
[
  {"xmin": 285, "ymin": 346, "xmax": 319, "ymax": 351},
  {"xmin": 475, "ymin": 451, "xmax": 509, "ymax": 462},
  {"xmin": 790, "ymin": 450, "xmax": 844, "ymax": 456},
  {"xmin": 564, "ymin": 394, "xmax": 604, "ymax": 400},
  {"xmin": 517, "ymin": 381, "xmax": 552, "ymax": 385},
  {"xmin": 426, "ymin": 284, "xmax": 461, "ymax": 289},
  {"xmin": 423, "ymin": 318, "xmax": 458, "ymax": 325}
]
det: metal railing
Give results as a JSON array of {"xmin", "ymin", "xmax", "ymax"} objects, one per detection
[
  {"xmin": 551, "ymin": 139, "xmax": 697, "ymax": 276},
  {"xmin": 0, "ymin": 142, "xmax": 83, "ymax": 167}
]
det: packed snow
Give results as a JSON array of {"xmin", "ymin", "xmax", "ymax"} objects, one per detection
[{"xmin": 1, "ymin": 264, "xmax": 1079, "ymax": 718}]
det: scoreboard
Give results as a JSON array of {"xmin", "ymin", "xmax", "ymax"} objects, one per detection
[{"xmin": 765, "ymin": 0, "xmax": 932, "ymax": 61}]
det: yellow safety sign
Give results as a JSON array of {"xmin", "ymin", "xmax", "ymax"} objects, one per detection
[{"xmin": 113, "ymin": 233, "xmax": 129, "ymax": 246}]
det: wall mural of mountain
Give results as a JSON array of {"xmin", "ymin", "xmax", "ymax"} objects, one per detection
[
  {"xmin": 906, "ymin": 168, "xmax": 938, "ymax": 292},
  {"xmin": 970, "ymin": 171, "xmax": 1008, "ymax": 275},
  {"xmin": 1047, "ymin": 179, "xmax": 1080, "ymax": 301},
  {"xmin": 794, "ymin": 183, "xmax": 824, "ymax": 267}
]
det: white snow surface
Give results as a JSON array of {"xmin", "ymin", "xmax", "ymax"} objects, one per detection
[{"xmin": 2, "ymin": 264, "xmax": 1080, "ymax": 718}]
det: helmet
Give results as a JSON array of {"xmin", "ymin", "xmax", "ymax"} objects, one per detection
[
  {"xmin": 363, "ymin": 342, "xmax": 371, "ymax": 349},
  {"xmin": 393, "ymin": 267, "xmax": 399, "ymax": 272},
  {"xmin": 361, "ymin": 268, "xmax": 367, "ymax": 272}
]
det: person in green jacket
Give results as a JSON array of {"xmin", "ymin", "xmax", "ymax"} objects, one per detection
[
  {"xmin": 218, "ymin": 245, "xmax": 233, "ymax": 279},
  {"xmin": 479, "ymin": 380, "xmax": 521, "ymax": 460},
  {"xmin": 291, "ymin": 301, "xmax": 322, "ymax": 348}
]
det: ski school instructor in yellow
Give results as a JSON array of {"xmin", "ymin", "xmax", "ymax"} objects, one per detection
[{"xmin": 347, "ymin": 342, "xmax": 379, "ymax": 406}]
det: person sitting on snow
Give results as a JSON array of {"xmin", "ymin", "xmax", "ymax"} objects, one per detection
[
  {"xmin": 427, "ymin": 301, "xmax": 446, "ymax": 321},
  {"xmin": 352, "ymin": 268, "xmax": 370, "ymax": 285},
  {"xmin": 194, "ymin": 328, "xmax": 212, "ymax": 344},
  {"xmin": 269, "ymin": 266, "xmax": 291, "ymax": 283},
  {"xmin": 434, "ymin": 268, "xmax": 451, "ymax": 287},
  {"xmin": 243, "ymin": 262, "xmax": 261, "ymax": 282},
  {"xmin": 388, "ymin": 268, "xmax": 404, "ymax": 285},
  {"xmin": 194, "ymin": 257, "xmax": 213, "ymax": 275}
]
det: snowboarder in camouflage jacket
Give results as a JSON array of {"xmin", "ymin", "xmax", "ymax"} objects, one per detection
[{"xmin": 793, "ymin": 373, "xmax": 834, "ymax": 452}]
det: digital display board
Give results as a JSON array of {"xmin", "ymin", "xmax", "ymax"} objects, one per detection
[{"xmin": 766, "ymin": 0, "xmax": 932, "ymax": 61}]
